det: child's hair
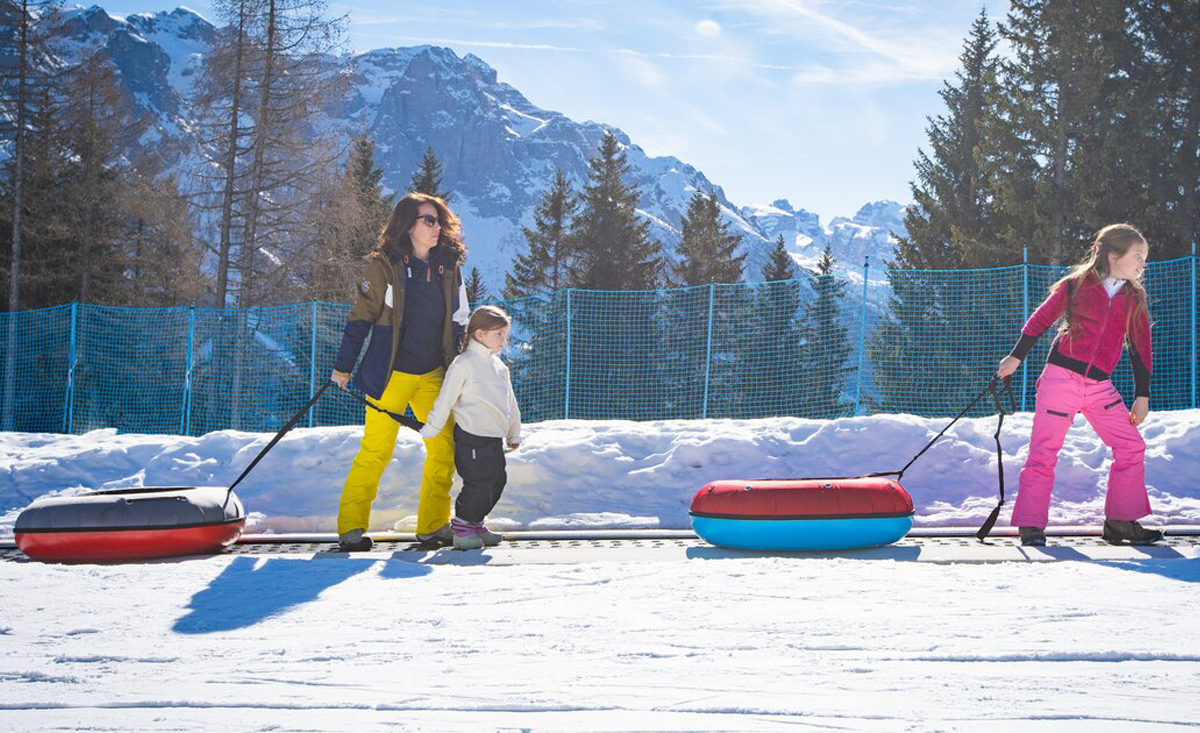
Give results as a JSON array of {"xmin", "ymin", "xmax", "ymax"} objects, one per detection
[
  {"xmin": 1050, "ymin": 223, "xmax": 1150, "ymax": 343},
  {"xmin": 464, "ymin": 305, "xmax": 511, "ymax": 351}
]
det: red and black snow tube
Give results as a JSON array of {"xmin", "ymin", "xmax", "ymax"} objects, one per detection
[
  {"xmin": 690, "ymin": 477, "xmax": 914, "ymax": 550},
  {"xmin": 14, "ymin": 486, "xmax": 245, "ymax": 563}
]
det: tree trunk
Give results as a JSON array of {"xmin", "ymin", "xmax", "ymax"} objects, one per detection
[
  {"xmin": 4, "ymin": 0, "xmax": 31, "ymax": 430},
  {"xmin": 215, "ymin": 1, "xmax": 250, "ymax": 308}
]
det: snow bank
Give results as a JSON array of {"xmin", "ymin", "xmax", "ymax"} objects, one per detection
[{"xmin": 3, "ymin": 410, "xmax": 1199, "ymax": 536}]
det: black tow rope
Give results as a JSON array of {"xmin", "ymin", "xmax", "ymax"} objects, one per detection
[
  {"xmin": 860, "ymin": 376, "xmax": 1015, "ymax": 542},
  {"xmin": 225, "ymin": 380, "xmax": 424, "ymax": 502}
]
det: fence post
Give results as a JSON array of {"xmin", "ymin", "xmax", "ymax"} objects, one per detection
[
  {"xmin": 62, "ymin": 302, "xmax": 78, "ymax": 434},
  {"xmin": 1021, "ymin": 246, "xmax": 1030, "ymax": 412},
  {"xmin": 853, "ymin": 257, "xmax": 869, "ymax": 415},
  {"xmin": 181, "ymin": 305, "xmax": 195, "ymax": 436},
  {"xmin": 564, "ymin": 289, "xmax": 572, "ymax": 420},
  {"xmin": 702, "ymin": 283, "xmax": 715, "ymax": 419},
  {"xmin": 1192, "ymin": 242, "xmax": 1197, "ymax": 410},
  {"xmin": 309, "ymin": 301, "xmax": 318, "ymax": 428}
]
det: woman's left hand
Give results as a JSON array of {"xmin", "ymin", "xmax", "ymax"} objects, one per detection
[{"xmin": 1130, "ymin": 396, "xmax": 1149, "ymax": 427}]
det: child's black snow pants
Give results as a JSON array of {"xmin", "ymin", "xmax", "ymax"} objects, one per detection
[{"xmin": 452, "ymin": 425, "xmax": 507, "ymax": 523}]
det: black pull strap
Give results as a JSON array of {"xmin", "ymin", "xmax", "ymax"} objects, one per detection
[
  {"xmin": 227, "ymin": 381, "xmax": 332, "ymax": 496},
  {"xmin": 865, "ymin": 378, "xmax": 1001, "ymax": 483},
  {"xmin": 341, "ymin": 388, "xmax": 425, "ymax": 432},
  {"xmin": 976, "ymin": 376, "xmax": 1016, "ymax": 541}
]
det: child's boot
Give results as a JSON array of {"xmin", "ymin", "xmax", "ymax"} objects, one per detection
[
  {"xmin": 1018, "ymin": 526, "xmax": 1046, "ymax": 547},
  {"xmin": 1102, "ymin": 519, "xmax": 1164, "ymax": 545},
  {"xmin": 451, "ymin": 518, "xmax": 484, "ymax": 550},
  {"xmin": 476, "ymin": 524, "xmax": 503, "ymax": 547}
]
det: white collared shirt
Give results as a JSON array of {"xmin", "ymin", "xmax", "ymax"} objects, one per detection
[{"xmin": 1103, "ymin": 276, "xmax": 1126, "ymax": 298}]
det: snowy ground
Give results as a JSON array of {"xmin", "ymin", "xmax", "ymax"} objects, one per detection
[
  {"xmin": 3, "ymin": 410, "xmax": 1200, "ymax": 537},
  {"xmin": 2, "ymin": 412, "xmax": 1199, "ymax": 730},
  {"xmin": 1, "ymin": 552, "xmax": 1199, "ymax": 730}
]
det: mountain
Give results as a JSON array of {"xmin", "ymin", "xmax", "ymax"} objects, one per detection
[{"xmin": 10, "ymin": 4, "xmax": 908, "ymax": 293}]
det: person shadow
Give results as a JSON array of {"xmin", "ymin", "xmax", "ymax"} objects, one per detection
[
  {"xmin": 1097, "ymin": 557, "xmax": 1200, "ymax": 585},
  {"xmin": 172, "ymin": 555, "xmax": 431, "ymax": 634}
]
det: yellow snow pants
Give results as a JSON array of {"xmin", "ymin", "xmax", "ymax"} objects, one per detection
[{"xmin": 337, "ymin": 368, "xmax": 455, "ymax": 535}]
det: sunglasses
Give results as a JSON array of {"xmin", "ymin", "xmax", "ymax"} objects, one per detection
[{"xmin": 417, "ymin": 214, "xmax": 441, "ymax": 228}]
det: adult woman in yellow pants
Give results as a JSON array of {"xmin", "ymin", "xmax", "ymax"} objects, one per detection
[{"xmin": 330, "ymin": 193, "xmax": 469, "ymax": 551}]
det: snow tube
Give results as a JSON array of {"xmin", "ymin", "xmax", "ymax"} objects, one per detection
[
  {"xmin": 14, "ymin": 486, "xmax": 245, "ymax": 563},
  {"xmin": 690, "ymin": 477, "xmax": 913, "ymax": 550}
]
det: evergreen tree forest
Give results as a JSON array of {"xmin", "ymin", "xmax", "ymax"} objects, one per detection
[
  {"xmin": 872, "ymin": 2, "xmax": 1199, "ymax": 414},
  {"xmin": 1, "ymin": 0, "xmax": 1197, "ymax": 430}
]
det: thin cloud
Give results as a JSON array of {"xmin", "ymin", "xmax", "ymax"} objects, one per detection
[
  {"xmin": 386, "ymin": 36, "xmax": 798, "ymax": 71},
  {"xmin": 722, "ymin": 0, "xmax": 960, "ymax": 80}
]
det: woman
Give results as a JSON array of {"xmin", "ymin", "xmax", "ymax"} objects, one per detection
[{"xmin": 331, "ymin": 192, "xmax": 469, "ymax": 551}]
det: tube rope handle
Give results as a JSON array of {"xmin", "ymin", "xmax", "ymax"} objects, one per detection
[{"xmin": 975, "ymin": 376, "xmax": 1016, "ymax": 541}]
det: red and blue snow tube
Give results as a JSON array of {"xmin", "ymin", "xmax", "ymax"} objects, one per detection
[
  {"xmin": 690, "ymin": 477, "xmax": 913, "ymax": 550},
  {"xmin": 14, "ymin": 486, "xmax": 245, "ymax": 563}
]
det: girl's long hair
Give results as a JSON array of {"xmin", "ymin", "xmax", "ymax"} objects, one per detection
[
  {"xmin": 376, "ymin": 192, "xmax": 466, "ymax": 264},
  {"xmin": 1051, "ymin": 223, "xmax": 1150, "ymax": 342}
]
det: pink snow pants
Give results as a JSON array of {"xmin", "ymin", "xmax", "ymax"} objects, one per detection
[{"xmin": 1011, "ymin": 363, "xmax": 1150, "ymax": 528}]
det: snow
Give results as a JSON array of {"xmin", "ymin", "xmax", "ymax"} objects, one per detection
[
  {"xmin": 4, "ymin": 410, "xmax": 1199, "ymax": 538},
  {"xmin": 1, "ymin": 547, "xmax": 1198, "ymax": 729},
  {"xmin": 3, "ymin": 409, "xmax": 1199, "ymax": 728}
]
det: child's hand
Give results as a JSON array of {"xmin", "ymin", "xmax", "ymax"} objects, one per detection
[
  {"xmin": 506, "ymin": 440, "xmax": 520, "ymax": 451},
  {"xmin": 1130, "ymin": 396, "xmax": 1149, "ymax": 427},
  {"xmin": 996, "ymin": 356, "xmax": 1020, "ymax": 379}
]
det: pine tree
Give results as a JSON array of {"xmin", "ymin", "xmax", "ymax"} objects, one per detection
[
  {"xmin": 898, "ymin": 7, "xmax": 1003, "ymax": 271},
  {"xmin": 505, "ymin": 168, "xmax": 576, "ymax": 298},
  {"xmin": 803, "ymin": 245, "xmax": 852, "ymax": 418},
  {"xmin": 671, "ymin": 190, "xmax": 743, "ymax": 286},
  {"xmin": 465, "ymin": 266, "xmax": 488, "ymax": 304},
  {"xmin": 762, "ymin": 234, "xmax": 796, "ymax": 281},
  {"xmin": 738, "ymin": 235, "xmax": 804, "ymax": 417},
  {"xmin": 503, "ymin": 169, "xmax": 576, "ymax": 419},
  {"xmin": 568, "ymin": 132, "xmax": 663, "ymax": 417},
  {"xmin": 571, "ymin": 132, "xmax": 662, "ymax": 290},
  {"xmin": 304, "ymin": 134, "xmax": 394, "ymax": 302},
  {"xmin": 0, "ymin": 0, "xmax": 61, "ymax": 313},
  {"xmin": 60, "ymin": 54, "xmax": 132, "ymax": 304},
  {"xmin": 1129, "ymin": 1, "xmax": 1200, "ymax": 259},
  {"xmin": 346, "ymin": 134, "xmax": 394, "ymax": 244},
  {"xmin": 409, "ymin": 146, "xmax": 452, "ymax": 202},
  {"xmin": 992, "ymin": 1, "xmax": 1138, "ymax": 266}
]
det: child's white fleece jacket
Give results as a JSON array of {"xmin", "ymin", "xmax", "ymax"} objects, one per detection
[{"xmin": 420, "ymin": 339, "xmax": 522, "ymax": 442}]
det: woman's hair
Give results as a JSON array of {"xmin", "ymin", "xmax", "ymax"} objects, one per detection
[
  {"xmin": 1051, "ymin": 223, "xmax": 1150, "ymax": 341},
  {"xmin": 465, "ymin": 305, "xmax": 511, "ymax": 351},
  {"xmin": 376, "ymin": 192, "xmax": 466, "ymax": 264}
]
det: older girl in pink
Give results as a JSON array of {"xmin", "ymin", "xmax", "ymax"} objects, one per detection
[{"xmin": 996, "ymin": 223, "xmax": 1162, "ymax": 547}]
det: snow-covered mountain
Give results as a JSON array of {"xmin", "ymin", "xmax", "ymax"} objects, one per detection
[
  {"xmin": 740, "ymin": 199, "xmax": 906, "ymax": 274},
  {"xmin": 17, "ymin": 4, "xmax": 908, "ymax": 292}
]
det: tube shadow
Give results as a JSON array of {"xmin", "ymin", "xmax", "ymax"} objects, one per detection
[{"xmin": 173, "ymin": 555, "xmax": 428, "ymax": 633}]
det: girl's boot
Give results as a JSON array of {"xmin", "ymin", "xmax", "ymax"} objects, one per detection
[
  {"xmin": 1102, "ymin": 519, "xmax": 1163, "ymax": 545},
  {"xmin": 451, "ymin": 517, "xmax": 484, "ymax": 550}
]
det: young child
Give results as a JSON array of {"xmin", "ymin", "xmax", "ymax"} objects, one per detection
[
  {"xmin": 420, "ymin": 305, "xmax": 521, "ymax": 550},
  {"xmin": 996, "ymin": 223, "xmax": 1160, "ymax": 547}
]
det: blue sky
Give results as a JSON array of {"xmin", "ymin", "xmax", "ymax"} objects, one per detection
[{"xmin": 103, "ymin": 1, "xmax": 1009, "ymax": 221}]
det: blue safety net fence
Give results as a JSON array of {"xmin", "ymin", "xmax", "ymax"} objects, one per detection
[{"xmin": 1, "ymin": 257, "xmax": 1196, "ymax": 435}]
